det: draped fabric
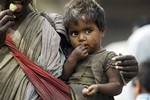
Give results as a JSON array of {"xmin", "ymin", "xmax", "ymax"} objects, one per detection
[
  {"xmin": 5, "ymin": 35, "xmax": 71, "ymax": 100},
  {"xmin": 0, "ymin": 12, "xmax": 70, "ymax": 100}
]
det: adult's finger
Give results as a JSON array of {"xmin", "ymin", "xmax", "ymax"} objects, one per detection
[
  {"xmin": 0, "ymin": 20, "xmax": 15, "ymax": 32},
  {"xmin": 116, "ymin": 65, "xmax": 139, "ymax": 72},
  {"xmin": 0, "ymin": 14, "xmax": 15, "ymax": 26},
  {"xmin": 112, "ymin": 55, "xmax": 136, "ymax": 61},
  {"xmin": 116, "ymin": 59, "xmax": 138, "ymax": 66},
  {"xmin": 121, "ymin": 71, "xmax": 138, "ymax": 79},
  {"xmin": 0, "ymin": 9, "xmax": 13, "ymax": 20}
]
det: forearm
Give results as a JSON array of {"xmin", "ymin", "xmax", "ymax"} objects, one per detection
[
  {"xmin": 100, "ymin": 64, "xmax": 124, "ymax": 96},
  {"xmin": 97, "ymin": 82, "xmax": 123, "ymax": 96},
  {"xmin": 62, "ymin": 45, "xmax": 88, "ymax": 80},
  {"xmin": 62, "ymin": 56, "xmax": 77, "ymax": 80}
]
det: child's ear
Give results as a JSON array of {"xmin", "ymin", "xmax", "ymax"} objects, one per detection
[{"xmin": 100, "ymin": 29, "xmax": 105, "ymax": 37}]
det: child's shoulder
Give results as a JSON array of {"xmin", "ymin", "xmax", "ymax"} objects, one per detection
[
  {"xmin": 103, "ymin": 50, "xmax": 117, "ymax": 61},
  {"xmin": 96, "ymin": 50, "xmax": 117, "ymax": 67},
  {"xmin": 96, "ymin": 49, "xmax": 117, "ymax": 58}
]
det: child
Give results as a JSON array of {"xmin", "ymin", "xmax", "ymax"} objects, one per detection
[
  {"xmin": 62, "ymin": 0, "xmax": 124, "ymax": 99},
  {"xmin": 132, "ymin": 60, "xmax": 150, "ymax": 100}
]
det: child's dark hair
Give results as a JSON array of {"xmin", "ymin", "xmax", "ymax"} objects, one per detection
[
  {"xmin": 63, "ymin": 0, "xmax": 105, "ymax": 34},
  {"xmin": 137, "ymin": 59, "xmax": 150, "ymax": 92}
]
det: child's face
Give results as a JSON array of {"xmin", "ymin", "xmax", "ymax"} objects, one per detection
[{"xmin": 68, "ymin": 20, "xmax": 104, "ymax": 54}]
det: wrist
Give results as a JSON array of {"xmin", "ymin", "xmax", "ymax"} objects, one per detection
[
  {"xmin": 69, "ymin": 53, "xmax": 79, "ymax": 62},
  {"xmin": 67, "ymin": 55, "xmax": 78, "ymax": 66}
]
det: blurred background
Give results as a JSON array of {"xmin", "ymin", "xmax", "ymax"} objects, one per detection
[{"xmin": 36, "ymin": 0, "xmax": 150, "ymax": 47}]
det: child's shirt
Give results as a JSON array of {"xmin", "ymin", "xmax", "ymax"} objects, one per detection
[{"xmin": 68, "ymin": 49, "xmax": 117, "ymax": 100}]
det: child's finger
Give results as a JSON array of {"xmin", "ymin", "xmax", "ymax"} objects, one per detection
[
  {"xmin": 84, "ymin": 52, "xmax": 89, "ymax": 57},
  {"xmin": 79, "ymin": 44, "xmax": 86, "ymax": 49},
  {"xmin": 82, "ymin": 49, "xmax": 88, "ymax": 54}
]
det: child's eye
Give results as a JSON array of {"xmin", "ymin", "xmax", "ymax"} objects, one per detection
[
  {"xmin": 85, "ymin": 29, "xmax": 92, "ymax": 34},
  {"xmin": 70, "ymin": 31, "xmax": 78, "ymax": 37}
]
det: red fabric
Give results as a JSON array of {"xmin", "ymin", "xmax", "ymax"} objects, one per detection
[{"xmin": 5, "ymin": 35, "xmax": 71, "ymax": 100}]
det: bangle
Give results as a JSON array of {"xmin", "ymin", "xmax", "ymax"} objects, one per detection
[{"xmin": 119, "ymin": 71, "xmax": 127, "ymax": 85}]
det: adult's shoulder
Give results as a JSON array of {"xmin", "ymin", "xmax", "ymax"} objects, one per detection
[{"xmin": 42, "ymin": 13, "xmax": 67, "ymax": 37}]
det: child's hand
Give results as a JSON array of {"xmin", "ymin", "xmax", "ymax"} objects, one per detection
[
  {"xmin": 82, "ymin": 84, "xmax": 98, "ymax": 97},
  {"xmin": 71, "ymin": 44, "xmax": 88, "ymax": 61}
]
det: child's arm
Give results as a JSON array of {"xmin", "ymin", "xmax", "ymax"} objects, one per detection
[
  {"xmin": 62, "ymin": 45, "xmax": 88, "ymax": 81},
  {"xmin": 82, "ymin": 53, "xmax": 123, "ymax": 96},
  {"xmin": 82, "ymin": 68, "xmax": 123, "ymax": 96},
  {"xmin": 111, "ymin": 55, "xmax": 138, "ymax": 85},
  {"xmin": 99, "ymin": 67, "xmax": 123, "ymax": 95}
]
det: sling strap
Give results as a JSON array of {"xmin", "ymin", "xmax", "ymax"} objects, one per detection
[{"xmin": 5, "ymin": 35, "xmax": 71, "ymax": 100}]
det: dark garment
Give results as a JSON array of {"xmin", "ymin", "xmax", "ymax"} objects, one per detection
[{"xmin": 68, "ymin": 49, "xmax": 116, "ymax": 100}]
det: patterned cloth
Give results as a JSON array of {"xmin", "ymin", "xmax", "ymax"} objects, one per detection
[{"xmin": 0, "ymin": 12, "xmax": 66, "ymax": 100}]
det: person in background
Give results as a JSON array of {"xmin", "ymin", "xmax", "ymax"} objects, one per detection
[{"xmin": 132, "ymin": 59, "xmax": 150, "ymax": 100}]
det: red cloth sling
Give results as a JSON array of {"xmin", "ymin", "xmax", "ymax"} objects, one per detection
[{"xmin": 5, "ymin": 35, "xmax": 71, "ymax": 100}]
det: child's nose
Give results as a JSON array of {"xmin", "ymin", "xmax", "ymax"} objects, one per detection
[{"xmin": 78, "ymin": 34, "xmax": 86, "ymax": 42}]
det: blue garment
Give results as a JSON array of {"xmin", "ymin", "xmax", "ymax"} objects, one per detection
[{"xmin": 136, "ymin": 93, "xmax": 150, "ymax": 100}]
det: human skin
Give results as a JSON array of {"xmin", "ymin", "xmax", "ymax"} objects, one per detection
[
  {"xmin": 63, "ymin": 19, "xmax": 123, "ymax": 96},
  {"xmin": 63, "ymin": 19, "xmax": 104, "ymax": 80},
  {"xmin": 0, "ymin": 0, "xmax": 31, "ymax": 48}
]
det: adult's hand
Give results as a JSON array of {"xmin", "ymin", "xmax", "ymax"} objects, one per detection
[
  {"xmin": 0, "ymin": 9, "xmax": 15, "ymax": 48},
  {"xmin": 112, "ymin": 55, "xmax": 138, "ymax": 84}
]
